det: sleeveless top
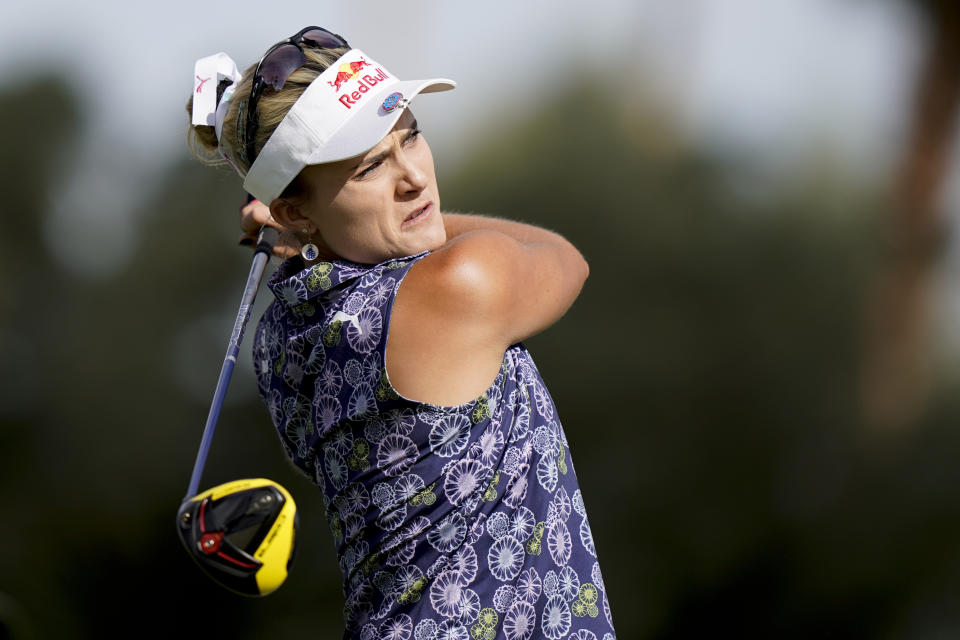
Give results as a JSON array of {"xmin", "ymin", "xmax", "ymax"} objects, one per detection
[{"xmin": 253, "ymin": 253, "xmax": 617, "ymax": 640}]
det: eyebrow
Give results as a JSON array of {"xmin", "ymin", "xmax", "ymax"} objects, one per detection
[
  {"xmin": 356, "ymin": 149, "xmax": 389, "ymax": 172},
  {"xmin": 353, "ymin": 119, "xmax": 419, "ymax": 172}
]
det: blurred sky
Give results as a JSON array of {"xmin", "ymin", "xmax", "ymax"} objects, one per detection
[{"xmin": 3, "ymin": 0, "xmax": 955, "ymax": 280}]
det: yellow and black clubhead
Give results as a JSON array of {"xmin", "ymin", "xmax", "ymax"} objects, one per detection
[{"xmin": 177, "ymin": 478, "xmax": 298, "ymax": 597}]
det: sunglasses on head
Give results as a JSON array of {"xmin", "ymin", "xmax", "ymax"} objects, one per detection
[{"xmin": 243, "ymin": 26, "xmax": 350, "ymax": 165}]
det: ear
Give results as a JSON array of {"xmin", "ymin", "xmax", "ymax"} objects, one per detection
[{"xmin": 269, "ymin": 197, "xmax": 312, "ymax": 232}]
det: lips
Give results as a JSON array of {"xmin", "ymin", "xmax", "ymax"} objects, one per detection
[{"xmin": 403, "ymin": 202, "xmax": 432, "ymax": 226}]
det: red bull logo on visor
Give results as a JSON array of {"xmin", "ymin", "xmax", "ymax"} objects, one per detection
[
  {"xmin": 328, "ymin": 58, "xmax": 372, "ymax": 92},
  {"xmin": 333, "ymin": 64, "xmax": 391, "ymax": 109}
]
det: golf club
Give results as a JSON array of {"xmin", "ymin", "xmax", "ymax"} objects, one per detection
[{"xmin": 176, "ymin": 223, "xmax": 299, "ymax": 597}]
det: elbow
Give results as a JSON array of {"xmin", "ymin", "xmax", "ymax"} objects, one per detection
[
  {"xmin": 569, "ymin": 244, "xmax": 589, "ymax": 288},
  {"xmin": 556, "ymin": 239, "xmax": 588, "ymax": 294}
]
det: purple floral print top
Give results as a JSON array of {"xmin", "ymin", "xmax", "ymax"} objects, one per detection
[{"xmin": 253, "ymin": 252, "xmax": 616, "ymax": 640}]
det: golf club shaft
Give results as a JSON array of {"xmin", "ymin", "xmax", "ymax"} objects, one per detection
[{"xmin": 185, "ymin": 226, "xmax": 280, "ymax": 500}]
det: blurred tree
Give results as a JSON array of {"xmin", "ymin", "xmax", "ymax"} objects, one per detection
[
  {"xmin": 860, "ymin": 0, "xmax": 960, "ymax": 429},
  {"xmin": 0, "ymin": 74, "xmax": 82, "ymax": 639},
  {"xmin": 0, "ymin": 75, "xmax": 79, "ymax": 418}
]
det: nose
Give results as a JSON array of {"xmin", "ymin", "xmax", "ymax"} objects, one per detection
[{"xmin": 395, "ymin": 149, "xmax": 428, "ymax": 194}]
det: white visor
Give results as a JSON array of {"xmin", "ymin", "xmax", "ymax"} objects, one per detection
[{"xmin": 243, "ymin": 49, "xmax": 454, "ymax": 204}]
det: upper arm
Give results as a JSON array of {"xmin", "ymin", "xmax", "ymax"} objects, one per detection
[{"xmin": 404, "ymin": 229, "xmax": 588, "ymax": 348}]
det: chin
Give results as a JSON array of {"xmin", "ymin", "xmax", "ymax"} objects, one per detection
[{"xmin": 420, "ymin": 225, "xmax": 447, "ymax": 253}]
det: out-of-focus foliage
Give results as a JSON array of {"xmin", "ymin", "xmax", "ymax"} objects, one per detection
[{"xmin": 3, "ymin": 63, "xmax": 960, "ymax": 640}]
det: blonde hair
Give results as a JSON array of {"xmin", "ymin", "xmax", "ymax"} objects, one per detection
[{"xmin": 185, "ymin": 46, "xmax": 349, "ymax": 182}]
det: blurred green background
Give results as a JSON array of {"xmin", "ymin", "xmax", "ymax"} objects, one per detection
[{"xmin": 3, "ymin": 1, "xmax": 960, "ymax": 638}]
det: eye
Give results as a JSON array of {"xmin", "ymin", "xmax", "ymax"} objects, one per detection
[
  {"xmin": 403, "ymin": 128, "xmax": 422, "ymax": 146},
  {"xmin": 355, "ymin": 160, "xmax": 382, "ymax": 180}
]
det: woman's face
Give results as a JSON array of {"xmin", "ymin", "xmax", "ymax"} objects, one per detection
[{"xmin": 293, "ymin": 110, "xmax": 446, "ymax": 264}]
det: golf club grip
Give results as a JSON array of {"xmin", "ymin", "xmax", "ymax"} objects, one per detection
[
  {"xmin": 255, "ymin": 226, "xmax": 279, "ymax": 256},
  {"xmin": 184, "ymin": 226, "xmax": 279, "ymax": 500}
]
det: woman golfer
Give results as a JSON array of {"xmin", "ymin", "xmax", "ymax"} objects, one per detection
[{"xmin": 188, "ymin": 26, "xmax": 616, "ymax": 640}]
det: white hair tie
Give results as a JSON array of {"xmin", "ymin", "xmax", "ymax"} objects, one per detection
[
  {"xmin": 192, "ymin": 52, "xmax": 242, "ymax": 128},
  {"xmin": 192, "ymin": 52, "xmax": 244, "ymax": 168}
]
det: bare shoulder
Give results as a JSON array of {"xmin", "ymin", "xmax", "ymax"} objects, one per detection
[
  {"xmin": 385, "ymin": 229, "xmax": 587, "ymax": 406},
  {"xmin": 384, "ymin": 232, "xmax": 515, "ymax": 407},
  {"xmin": 402, "ymin": 231, "xmax": 518, "ymax": 316}
]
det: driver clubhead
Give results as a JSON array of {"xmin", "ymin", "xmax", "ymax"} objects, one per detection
[{"xmin": 177, "ymin": 478, "xmax": 298, "ymax": 597}]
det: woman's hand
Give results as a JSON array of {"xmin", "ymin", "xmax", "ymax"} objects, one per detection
[{"xmin": 238, "ymin": 198, "xmax": 301, "ymax": 259}]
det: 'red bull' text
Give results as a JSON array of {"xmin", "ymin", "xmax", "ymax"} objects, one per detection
[{"xmin": 338, "ymin": 69, "xmax": 390, "ymax": 109}]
